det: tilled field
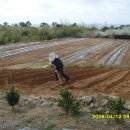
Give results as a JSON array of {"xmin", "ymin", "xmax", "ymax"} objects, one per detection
[
  {"xmin": 0, "ymin": 67, "xmax": 130, "ymax": 100},
  {"xmin": 0, "ymin": 38, "xmax": 130, "ymax": 100},
  {"xmin": 0, "ymin": 38, "xmax": 130, "ymax": 68}
]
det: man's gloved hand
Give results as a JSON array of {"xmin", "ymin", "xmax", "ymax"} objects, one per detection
[{"xmin": 47, "ymin": 62, "xmax": 53, "ymax": 68}]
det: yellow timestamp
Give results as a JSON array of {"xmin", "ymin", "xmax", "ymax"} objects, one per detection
[{"xmin": 91, "ymin": 114, "xmax": 130, "ymax": 119}]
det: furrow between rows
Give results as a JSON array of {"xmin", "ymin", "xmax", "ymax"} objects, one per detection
[{"xmin": 62, "ymin": 41, "xmax": 113, "ymax": 63}]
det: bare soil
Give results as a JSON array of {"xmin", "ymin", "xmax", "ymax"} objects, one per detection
[
  {"xmin": 0, "ymin": 38, "xmax": 130, "ymax": 130},
  {"xmin": 0, "ymin": 67, "xmax": 130, "ymax": 100}
]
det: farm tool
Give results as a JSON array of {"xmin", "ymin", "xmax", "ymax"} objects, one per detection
[
  {"xmin": 56, "ymin": 72, "xmax": 72, "ymax": 88},
  {"xmin": 55, "ymin": 71, "xmax": 64, "ymax": 86},
  {"xmin": 43, "ymin": 62, "xmax": 67, "ymax": 86}
]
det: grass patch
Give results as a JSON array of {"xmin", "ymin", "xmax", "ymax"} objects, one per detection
[{"xmin": 24, "ymin": 117, "xmax": 35, "ymax": 124}]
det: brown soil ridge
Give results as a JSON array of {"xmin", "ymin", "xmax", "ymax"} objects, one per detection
[{"xmin": 0, "ymin": 67, "xmax": 130, "ymax": 100}]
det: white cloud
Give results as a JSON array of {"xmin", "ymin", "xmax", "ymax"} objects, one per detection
[{"xmin": 0, "ymin": 0, "xmax": 130, "ymax": 25}]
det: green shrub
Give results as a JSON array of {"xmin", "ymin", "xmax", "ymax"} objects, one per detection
[
  {"xmin": 108, "ymin": 97, "xmax": 126, "ymax": 123},
  {"xmin": 5, "ymin": 81, "xmax": 20, "ymax": 110},
  {"xmin": 70, "ymin": 99, "xmax": 81, "ymax": 115},
  {"xmin": 58, "ymin": 89, "xmax": 81, "ymax": 116}
]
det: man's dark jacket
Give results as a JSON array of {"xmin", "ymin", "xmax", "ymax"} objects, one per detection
[{"xmin": 52, "ymin": 58, "xmax": 63, "ymax": 70}]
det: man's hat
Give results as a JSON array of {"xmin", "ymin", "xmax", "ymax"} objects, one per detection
[{"xmin": 49, "ymin": 52, "xmax": 58, "ymax": 62}]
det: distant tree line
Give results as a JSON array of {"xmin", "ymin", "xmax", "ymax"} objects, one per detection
[
  {"xmin": 1, "ymin": 21, "xmax": 129, "ymax": 45},
  {"xmin": 96, "ymin": 24, "xmax": 130, "ymax": 39},
  {"xmin": 101, "ymin": 24, "xmax": 130, "ymax": 32},
  {"xmin": 0, "ymin": 21, "xmax": 97, "ymax": 45}
]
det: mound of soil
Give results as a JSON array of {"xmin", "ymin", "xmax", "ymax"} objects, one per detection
[{"xmin": 0, "ymin": 67, "xmax": 130, "ymax": 100}]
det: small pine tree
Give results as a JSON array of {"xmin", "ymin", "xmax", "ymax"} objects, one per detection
[
  {"xmin": 5, "ymin": 81, "xmax": 20, "ymax": 110},
  {"xmin": 108, "ymin": 97, "xmax": 125, "ymax": 123},
  {"xmin": 58, "ymin": 89, "xmax": 80, "ymax": 116},
  {"xmin": 70, "ymin": 100, "xmax": 81, "ymax": 116}
]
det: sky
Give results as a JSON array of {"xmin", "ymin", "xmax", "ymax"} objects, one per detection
[{"xmin": 0, "ymin": 0, "xmax": 130, "ymax": 25}]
